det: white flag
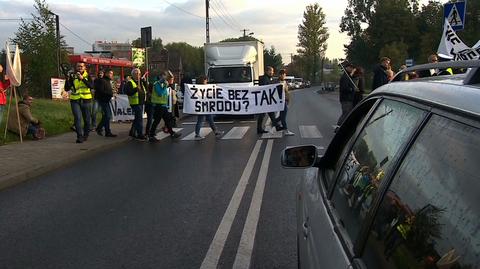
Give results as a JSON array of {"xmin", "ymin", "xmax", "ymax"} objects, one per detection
[
  {"xmin": 437, "ymin": 19, "xmax": 480, "ymax": 61},
  {"xmin": 5, "ymin": 42, "xmax": 22, "ymax": 86}
]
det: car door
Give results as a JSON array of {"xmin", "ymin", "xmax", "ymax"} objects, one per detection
[{"xmin": 300, "ymin": 98, "xmax": 428, "ymax": 269}]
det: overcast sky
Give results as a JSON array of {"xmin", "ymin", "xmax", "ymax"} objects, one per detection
[{"xmin": 1, "ymin": 0, "xmax": 437, "ymax": 63}]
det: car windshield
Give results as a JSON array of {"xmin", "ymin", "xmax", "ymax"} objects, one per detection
[{"xmin": 208, "ymin": 67, "xmax": 252, "ymax": 83}]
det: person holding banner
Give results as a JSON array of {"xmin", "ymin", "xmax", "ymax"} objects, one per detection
[
  {"xmin": 65, "ymin": 61, "xmax": 94, "ymax": 143},
  {"xmin": 95, "ymin": 69, "xmax": 117, "ymax": 137},
  {"xmin": 125, "ymin": 68, "xmax": 147, "ymax": 141},
  {"xmin": 277, "ymin": 69, "xmax": 294, "ymax": 136},
  {"xmin": 148, "ymin": 71, "xmax": 181, "ymax": 142},
  {"xmin": 194, "ymin": 75, "xmax": 224, "ymax": 140},
  {"xmin": 257, "ymin": 66, "xmax": 281, "ymax": 134},
  {"xmin": 0, "ymin": 64, "xmax": 10, "ymax": 128}
]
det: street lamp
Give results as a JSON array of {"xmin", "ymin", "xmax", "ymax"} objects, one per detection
[{"xmin": 48, "ymin": 11, "xmax": 60, "ymax": 78}]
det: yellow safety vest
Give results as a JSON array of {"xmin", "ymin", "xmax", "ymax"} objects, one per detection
[
  {"xmin": 70, "ymin": 71, "xmax": 92, "ymax": 100},
  {"xmin": 151, "ymin": 81, "xmax": 169, "ymax": 105},
  {"xmin": 128, "ymin": 80, "xmax": 140, "ymax": 105}
]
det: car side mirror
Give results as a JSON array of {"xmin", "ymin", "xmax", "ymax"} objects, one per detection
[{"xmin": 281, "ymin": 145, "xmax": 318, "ymax": 168}]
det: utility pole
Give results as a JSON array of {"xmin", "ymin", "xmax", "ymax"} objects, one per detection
[
  {"xmin": 49, "ymin": 11, "xmax": 61, "ymax": 78},
  {"xmin": 205, "ymin": 0, "xmax": 210, "ymax": 43},
  {"xmin": 241, "ymin": 29, "xmax": 250, "ymax": 37}
]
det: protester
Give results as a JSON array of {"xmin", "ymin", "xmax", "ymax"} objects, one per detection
[
  {"xmin": 148, "ymin": 70, "xmax": 181, "ymax": 142},
  {"xmin": 65, "ymin": 61, "xmax": 94, "ymax": 143},
  {"xmin": 372, "ymin": 57, "xmax": 390, "ymax": 91},
  {"xmin": 124, "ymin": 68, "xmax": 147, "ymax": 140},
  {"xmin": 418, "ymin": 54, "xmax": 440, "ymax": 77},
  {"xmin": 276, "ymin": 69, "xmax": 294, "ymax": 136},
  {"xmin": 94, "ymin": 69, "xmax": 117, "ymax": 137},
  {"xmin": 0, "ymin": 64, "xmax": 10, "ymax": 128},
  {"xmin": 386, "ymin": 67, "xmax": 395, "ymax": 82},
  {"xmin": 257, "ymin": 66, "xmax": 281, "ymax": 134},
  {"xmin": 118, "ymin": 75, "xmax": 131, "ymax": 95},
  {"xmin": 352, "ymin": 66, "xmax": 365, "ymax": 106},
  {"xmin": 337, "ymin": 62, "xmax": 356, "ymax": 126},
  {"xmin": 144, "ymin": 79, "xmax": 154, "ymax": 137},
  {"xmin": 7, "ymin": 94, "xmax": 45, "ymax": 140},
  {"xmin": 194, "ymin": 75, "xmax": 224, "ymax": 140},
  {"xmin": 91, "ymin": 70, "xmax": 104, "ymax": 131}
]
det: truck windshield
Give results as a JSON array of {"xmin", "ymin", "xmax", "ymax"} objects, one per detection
[{"xmin": 208, "ymin": 67, "xmax": 252, "ymax": 83}]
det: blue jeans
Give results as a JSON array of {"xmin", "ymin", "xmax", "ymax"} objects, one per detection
[
  {"xmin": 131, "ymin": 104, "xmax": 144, "ymax": 136},
  {"xmin": 71, "ymin": 99, "xmax": 92, "ymax": 139},
  {"xmin": 26, "ymin": 123, "xmax": 38, "ymax": 137},
  {"xmin": 91, "ymin": 100, "xmax": 99, "ymax": 128},
  {"xmin": 195, "ymin": 114, "xmax": 216, "ymax": 135},
  {"xmin": 97, "ymin": 101, "xmax": 113, "ymax": 134}
]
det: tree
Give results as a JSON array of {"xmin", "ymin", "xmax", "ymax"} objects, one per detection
[
  {"xmin": 132, "ymin": 37, "xmax": 163, "ymax": 50},
  {"xmin": 297, "ymin": 3, "xmax": 329, "ymax": 83},
  {"xmin": 263, "ymin": 46, "xmax": 283, "ymax": 73},
  {"xmin": 12, "ymin": 0, "xmax": 68, "ymax": 98},
  {"xmin": 379, "ymin": 41, "xmax": 409, "ymax": 70},
  {"xmin": 220, "ymin": 36, "xmax": 258, "ymax": 42},
  {"xmin": 164, "ymin": 42, "xmax": 204, "ymax": 77}
]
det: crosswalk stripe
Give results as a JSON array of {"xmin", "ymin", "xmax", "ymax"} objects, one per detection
[
  {"xmin": 261, "ymin": 130, "xmax": 283, "ymax": 139},
  {"xmin": 182, "ymin": 121, "xmax": 234, "ymax": 125},
  {"xmin": 222, "ymin": 127, "xmax": 250, "ymax": 140},
  {"xmin": 299, "ymin": 125, "xmax": 323, "ymax": 138},
  {"xmin": 181, "ymin": 127, "xmax": 212, "ymax": 140},
  {"xmin": 154, "ymin": 128, "xmax": 184, "ymax": 140}
]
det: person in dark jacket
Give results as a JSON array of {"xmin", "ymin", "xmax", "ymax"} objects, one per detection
[
  {"xmin": 352, "ymin": 66, "xmax": 365, "ymax": 107},
  {"xmin": 91, "ymin": 70, "xmax": 104, "ymax": 130},
  {"xmin": 257, "ymin": 66, "xmax": 281, "ymax": 134},
  {"xmin": 372, "ymin": 57, "xmax": 390, "ymax": 91},
  {"xmin": 95, "ymin": 69, "xmax": 116, "ymax": 137},
  {"xmin": 337, "ymin": 62, "xmax": 356, "ymax": 126},
  {"xmin": 124, "ymin": 68, "xmax": 147, "ymax": 140}
]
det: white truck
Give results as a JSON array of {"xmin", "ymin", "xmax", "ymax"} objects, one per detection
[{"xmin": 204, "ymin": 41, "xmax": 264, "ymax": 87}]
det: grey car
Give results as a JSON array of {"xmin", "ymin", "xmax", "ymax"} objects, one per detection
[{"xmin": 282, "ymin": 60, "xmax": 480, "ymax": 269}]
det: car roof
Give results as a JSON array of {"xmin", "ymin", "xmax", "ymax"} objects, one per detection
[{"xmin": 370, "ymin": 72, "xmax": 480, "ymax": 118}]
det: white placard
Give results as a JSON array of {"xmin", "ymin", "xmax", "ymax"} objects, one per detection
[
  {"xmin": 51, "ymin": 78, "xmax": 66, "ymax": 99},
  {"xmin": 183, "ymin": 83, "xmax": 285, "ymax": 115}
]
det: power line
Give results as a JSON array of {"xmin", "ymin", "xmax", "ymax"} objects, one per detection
[
  {"xmin": 0, "ymin": 18, "xmax": 34, "ymax": 21},
  {"xmin": 161, "ymin": 0, "xmax": 204, "ymax": 19},
  {"xmin": 212, "ymin": 0, "xmax": 243, "ymax": 29},
  {"xmin": 210, "ymin": 0, "xmax": 242, "ymax": 30},
  {"xmin": 59, "ymin": 22, "xmax": 91, "ymax": 47},
  {"xmin": 210, "ymin": 4, "xmax": 238, "ymax": 33}
]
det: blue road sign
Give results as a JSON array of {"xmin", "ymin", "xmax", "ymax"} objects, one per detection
[{"xmin": 444, "ymin": 1, "xmax": 466, "ymax": 31}]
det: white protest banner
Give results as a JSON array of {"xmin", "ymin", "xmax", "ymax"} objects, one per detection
[
  {"xmin": 437, "ymin": 19, "xmax": 480, "ymax": 60},
  {"xmin": 51, "ymin": 78, "xmax": 66, "ymax": 99},
  {"xmin": 183, "ymin": 83, "xmax": 285, "ymax": 115},
  {"xmin": 5, "ymin": 42, "xmax": 22, "ymax": 86},
  {"xmin": 111, "ymin": 94, "xmax": 134, "ymax": 121},
  {"xmin": 110, "ymin": 94, "xmax": 147, "ymax": 121}
]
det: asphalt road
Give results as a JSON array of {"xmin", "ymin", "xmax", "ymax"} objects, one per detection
[{"xmin": 0, "ymin": 87, "xmax": 341, "ymax": 269}]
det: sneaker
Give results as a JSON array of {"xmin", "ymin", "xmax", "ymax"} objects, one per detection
[
  {"xmin": 275, "ymin": 125, "xmax": 284, "ymax": 132},
  {"xmin": 214, "ymin": 131, "xmax": 224, "ymax": 137},
  {"xmin": 96, "ymin": 129, "xmax": 103, "ymax": 136},
  {"xmin": 135, "ymin": 135, "xmax": 147, "ymax": 141},
  {"xmin": 194, "ymin": 134, "xmax": 204, "ymax": 140},
  {"xmin": 83, "ymin": 135, "xmax": 89, "ymax": 141},
  {"xmin": 105, "ymin": 133, "xmax": 117, "ymax": 138},
  {"xmin": 149, "ymin": 136, "xmax": 160, "ymax": 142},
  {"xmin": 75, "ymin": 137, "xmax": 83, "ymax": 143},
  {"xmin": 170, "ymin": 132, "xmax": 181, "ymax": 139},
  {"xmin": 257, "ymin": 129, "xmax": 268, "ymax": 134},
  {"xmin": 284, "ymin": 130, "xmax": 295, "ymax": 136}
]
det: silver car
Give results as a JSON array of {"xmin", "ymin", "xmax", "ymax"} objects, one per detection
[{"xmin": 282, "ymin": 60, "xmax": 480, "ymax": 269}]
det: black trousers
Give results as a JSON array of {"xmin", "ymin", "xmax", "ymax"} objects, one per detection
[
  {"xmin": 257, "ymin": 112, "xmax": 278, "ymax": 131},
  {"xmin": 150, "ymin": 105, "xmax": 175, "ymax": 136}
]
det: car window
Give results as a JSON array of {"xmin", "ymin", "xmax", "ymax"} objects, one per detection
[
  {"xmin": 362, "ymin": 115, "xmax": 480, "ymax": 269},
  {"xmin": 331, "ymin": 99, "xmax": 426, "ymax": 244}
]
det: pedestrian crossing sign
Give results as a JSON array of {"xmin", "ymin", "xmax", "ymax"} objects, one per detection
[{"xmin": 444, "ymin": 1, "xmax": 466, "ymax": 31}]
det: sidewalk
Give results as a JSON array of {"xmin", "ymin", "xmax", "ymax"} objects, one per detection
[{"xmin": 0, "ymin": 122, "xmax": 134, "ymax": 191}]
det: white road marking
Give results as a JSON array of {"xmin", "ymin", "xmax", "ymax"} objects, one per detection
[
  {"xmin": 154, "ymin": 128, "xmax": 183, "ymax": 140},
  {"xmin": 299, "ymin": 125, "xmax": 323, "ymax": 138},
  {"xmin": 222, "ymin": 127, "xmax": 250, "ymax": 140},
  {"xmin": 200, "ymin": 140, "xmax": 264, "ymax": 269},
  {"xmin": 240, "ymin": 120, "xmax": 256, "ymax": 124},
  {"xmin": 181, "ymin": 128, "xmax": 212, "ymax": 140},
  {"xmin": 261, "ymin": 131, "xmax": 283, "ymax": 139},
  {"xmin": 232, "ymin": 139, "xmax": 274, "ymax": 269},
  {"xmin": 182, "ymin": 121, "xmax": 235, "ymax": 125}
]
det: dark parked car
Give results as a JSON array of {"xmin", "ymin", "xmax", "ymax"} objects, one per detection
[{"xmin": 282, "ymin": 60, "xmax": 480, "ymax": 269}]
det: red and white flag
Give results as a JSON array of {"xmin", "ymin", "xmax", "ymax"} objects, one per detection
[{"xmin": 5, "ymin": 42, "xmax": 22, "ymax": 87}]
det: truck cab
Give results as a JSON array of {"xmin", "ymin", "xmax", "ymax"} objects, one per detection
[{"xmin": 205, "ymin": 41, "xmax": 264, "ymax": 88}]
